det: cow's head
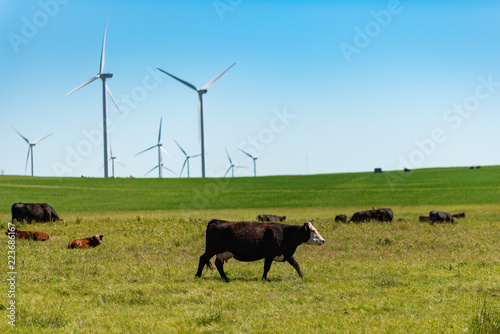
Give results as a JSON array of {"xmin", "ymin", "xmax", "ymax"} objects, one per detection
[
  {"xmin": 304, "ymin": 221, "xmax": 325, "ymax": 245},
  {"xmin": 89, "ymin": 235, "xmax": 103, "ymax": 247}
]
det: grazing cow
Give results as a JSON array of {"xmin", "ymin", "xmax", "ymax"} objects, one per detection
[
  {"xmin": 257, "ymin": 214, "xmax": 286, "ymax": 222},
  {"xmin": 5, "ymin": 228, "xmax": 49, "ymax": 241},
  {"xmin": 349, "ymin": 208, "xmax": 393, "ymax": 223},
  {"xmin": 419, "ymin": 216, "xmax": 430, "ymax": 222},
  {"xmin": 335, "ymin": 214, "xmax": 347, "ymax": 223},
  {"xmin": 349, "ymin": 210, "xmax": 376, "ymax": 223},
  {"xmin": 68, "ymin": 235, "xmax": 103, "ymax": 249},
  {"xmin": 195, "ymin": 220, "xmax": 325, "ymax": 281},
  {"xmin": 452, "ymin": 212, "xmax": 465, "ymax": 219},
  {"xmin": 375, "ymin": 208, "xmax": 394, "ymax": 222},
  {"xmin": 11, "ymin": 202, "xmax": 61, "ymax": 223},
  {"xmin": 429, "ymin": 211, "xmax": 455, "ymax": 224}
]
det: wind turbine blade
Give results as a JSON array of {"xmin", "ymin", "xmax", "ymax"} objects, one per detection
[
  {"xmin": 174, "ymin": 139, "xmax": 187, "ymax": 156},
  {"xmin": 179, "ymin": 159, "xmax": 188, "ymax": 177},
  {"xmin": 12, "ymin": 127, "xmax": 30, "ymax": 144},
  {"xmin": 24, "ymin": 148, "xmax": 30, "ymax": 175},
  {"xmin": 32, "ymin": 133, "xmax": 53, "ymax": 145},
  {"xmin": 106, "ymin": 84, "xmax": 121, "ymax": 112},
  {"xmin": 239, "ymin": 149, "xmax": 253, "ymax": 159},
  {"xmin": 159, "ymin": 146, "xmax": 172, "ymax": 159},
  {"xmin": 225, "ymin": 148, "xmax": 233, "ymax": 164},
  {"xmin": 66, "ymin": 76, "xmax": 99, "ymax": 96},
  {"xmin": 157, "ymin": 67, "xmax": 198, "ymax": 91},
  {"xmin": 115, "ymin": 160, "xmax": 126, "ymax": 168},
  {"xmin": 162, "ymin": 165, "xmax": 175, "ymax": 174},
  {"xmin": 255, "ymin": 149, "xmax": 265, "ymax": 158},
  {"xmin": 145, "ymin": 165, "xmax": 159, "ymax": 176},
  {"xmin": 100, "ymin": 18, "xmax": 108, "ymax": 74},
  {"xmin": 202, "ymin": 62, "xmax": 236, "ymax": 90},
  {"xmin": 224, "ymin": 166, "xmax": 232, "ymax": 177},
  {"xmin": 158, "ymin": 117, "xmax": 163, "ymax": 144},
  {"xmin": 135, "ymin": 145, "xmax": 156, "ymax": 156},
  {"xmin": 109, "ymin": 141, "xmax": 113, "ymax": 157},
  {"xmin": 190, "ymin": 154, "xmax": 202, "ymax": 158}
]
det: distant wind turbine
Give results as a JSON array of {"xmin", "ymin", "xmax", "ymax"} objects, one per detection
[
  {"xmin": 224, "ymin": 148, "xmax": 246, "ymax": 178},
  {"xmin": 13, "ymin": 127, "xmax": 52, "ymax": 177},
  {"xmin": 239, "ymin": 149, "xmax": 263, "ymax": 177},
  {"xmin": 157, "ymin": 62, "xmax": 236, "ymax": 178},
  {"xmin": 109, "ymin": 142, "xmax": 125, "ymax": 178},
  {"xmin": 66, "ymin": 18, "xmax": 120, "ymax": 178},
  {"xmin": 174, "ymin": 140, "xmax": 201, "ymax": 178},
  {"xmin": 135, "ymin": 117, "xmax": 174, "ymax": 178}
]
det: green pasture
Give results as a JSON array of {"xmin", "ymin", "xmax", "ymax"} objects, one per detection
[{"xmin": 0, "ymin": 167, "xmax": 499, "ymax": 333}]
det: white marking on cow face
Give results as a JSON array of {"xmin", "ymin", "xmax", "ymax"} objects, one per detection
[
  {"xmin": 216, "ymin": 252, "xmax": 234, "ymax": 263},
  {"xmin": 305, "ymin": 221, "xmax": 325, "ymax": 245}
]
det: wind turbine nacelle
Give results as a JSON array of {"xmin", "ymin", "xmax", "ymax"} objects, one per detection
[{"xmin": 100, "ymin": 73, "xmax": 113, "ymax": 79}]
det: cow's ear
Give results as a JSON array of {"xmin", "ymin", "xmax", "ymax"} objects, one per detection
[
  {"xmin": 100, "ymin": 235, "xmax": 103, "ymax": 240},
  {"xmin": 303, "ymin": 222, "xmax": 311, "ymax": 231}
]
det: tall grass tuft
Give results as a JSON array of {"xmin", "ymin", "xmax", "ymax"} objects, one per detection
[{"xmin": 469, "ymin": 298, "xmax": 500, "ymax": 333}]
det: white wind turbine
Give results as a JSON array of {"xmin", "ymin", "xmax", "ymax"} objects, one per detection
[
  {"xmin": 66, "ymin": 19, "xmax": 120, "ymax": 178},
  {"xmin": 174, "ymin": 140, "xmax": 201, "ymax": 178},
  {"xmin": 224, "ymin": 148, "xmax": 246, "ymax": 178},
  {"xmin": 109, "ymin": 142, "xmax": 125, "ymax": 178},
  {"xmin": 157, "ymin": 63, "xmax": 236, "ymax": 178},
  {"xmin": 239, "ymin": 149, "xmax": 263, "ymax": 177},
  {"xmin": 135, "ymin": 117, "xmax": 174, "ymax": 178},
  {"xmin": 13, "ymin": 128, "xmax": 52, "ymax": 177}
]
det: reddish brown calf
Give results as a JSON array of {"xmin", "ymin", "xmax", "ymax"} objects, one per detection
[
  {"xmin": 5, "ymin": 228, "xmax": 49, "ymax": 241},
  {"xmin": 68, "ymin": 235, "xmax": 103, "ymax": 249}
]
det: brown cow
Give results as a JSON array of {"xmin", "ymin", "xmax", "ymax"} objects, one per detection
[
  {"xmin": 68, "ymin": 235, "xmax": 103, "ymax": 249},
  {"xmin": 5, "ymin": 228, "xmax": 49, "ymax": 241}
]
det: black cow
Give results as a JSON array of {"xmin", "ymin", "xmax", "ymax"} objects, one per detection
[
  {"xmin": 257, "ymin": 214, "xmax": 286, "ymax": 222},
  {"xmin": 11, "ymin": 203, "xmax": 62, "ymax": 223},
  {"xmin": 349, "ymin": 210, "xmax": 375, "ymax": 223},
  {"xmin": 334, "ymin": 214, "xmax": 347, "ymax": 223},
  {"xmin": 375, "ymin": 208, "xmax": 393, "ymax": 222},
  {"xmin": 419, "ymin": 216, "xmax": 430, "ymax": 222},
  {"xmin": 195, "ymin": 219, "xmax": 325, "ymax": 281},
  {"xmin": 429, "ymin": 211, "xmax": 455, "ymax": 224},
  {"xmin": 349, "ymin": 208, "xmax": 393, "ymax": 223},
  {"xmin": 452, "ymin": 212, "xmax": 465, "ymax": 219}
]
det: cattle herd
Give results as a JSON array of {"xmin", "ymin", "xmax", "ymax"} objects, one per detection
[
  {"xmin": 5, "ymin": 203, "xmax": 465, "ymax": 280},
  {"xmin": 6, "ymin": 202, "xmax": 103, "ymax": 249}
]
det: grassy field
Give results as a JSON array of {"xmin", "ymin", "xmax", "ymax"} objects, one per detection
[{"xmin": 1, "ymin": 168, "xmax": 499, "ymax": 333}]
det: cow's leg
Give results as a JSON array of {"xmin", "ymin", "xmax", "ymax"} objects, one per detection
[
  {"xmin": 286, "ymin": 256, "xmax": 303, "ymax": 278},
  {"xmin": 195, "ymin": 252, "xmax": 213, "ymax": 278},
  {"xmin": 214, "ymin": 258, "xmax": 229, "ymax": 282},
  {"xmin": 262, "ymin": 256, "xmax": 274, "ymax": 280}
]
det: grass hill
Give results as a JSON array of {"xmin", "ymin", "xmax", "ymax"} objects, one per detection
[{"xmin": 0, "ymin": 166, "xmax": 499, "ymax": 213}]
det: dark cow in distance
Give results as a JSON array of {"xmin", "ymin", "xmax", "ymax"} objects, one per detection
[
  {"xmin": 349, "ymin": 210, "xmax": 375, "ymax": 223},
  {"xmin": 257, "ymin": 214, "xmax": 286, "ymax": 222},
  {"xmin": 349, "ymin": 208, "xmax": 393, "ymax": 223},
  {"xmin": 195, "ymin": 220, "xmax": 325, "ymax": 281},
  {"xmin": 429, "ymin": 211, "xmax": 455, "ymax": 224},
  {"xmin": 452, "ymin": 212, "xmax": 465, "ymax": 219},
  {"xmin": 68, "ymin": 235, "xmax": 103, "ymax": 249},
  {"xmin": 376, "ymin": 208, "xmax": 394, "ymax": 222},
  {"xmin": 335, "ymin": 214, "xmax": 347, "ymax": 223},
  {"xmin": 419, "ymin": 216, "xmax": 430, "ymax": 222},
  {"xmin": 5, "ymin": 228, "xmax": 49, "ymax": 241},
  {"xmin": 11, "ymin": 202, "xmax": 61, "ymax": 223}
]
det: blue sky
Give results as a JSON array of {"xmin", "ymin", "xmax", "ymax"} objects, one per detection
[{"xmin": 1, "ymin": 0, "xmax": 500, "ymax": 178}]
